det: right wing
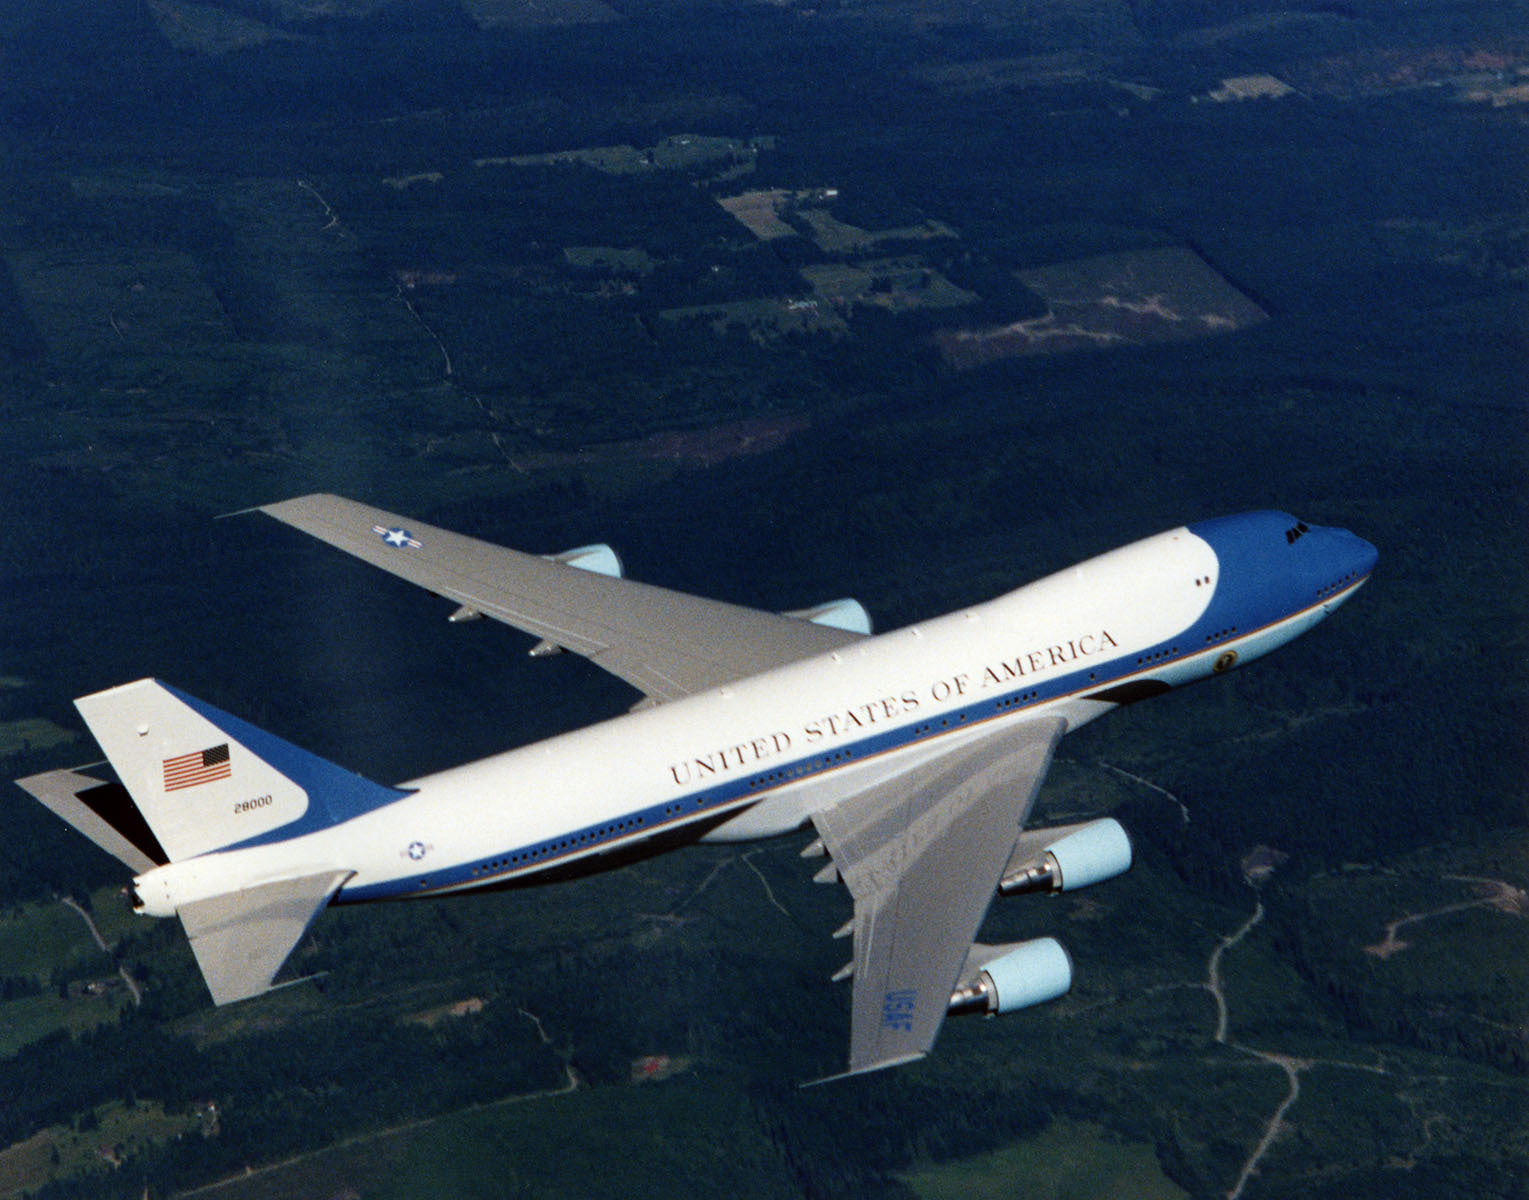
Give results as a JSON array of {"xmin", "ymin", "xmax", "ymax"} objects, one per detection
[
  {"xmin": 255, "ymin": 493, "xmax": 863, "ymax": 703},
  {"xmin": 810, "ymin": 717, "xmax": 1066, "ymax": 1078}
]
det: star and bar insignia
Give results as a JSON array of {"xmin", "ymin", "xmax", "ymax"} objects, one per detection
[{"xmin": 372, "ymin": 525, "xmax": 421, "ymax": 549}]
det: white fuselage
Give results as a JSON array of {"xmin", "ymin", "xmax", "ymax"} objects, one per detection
[{"xmin": 132, "ymin": 517, "xmax": 1371, "ymax": 916}]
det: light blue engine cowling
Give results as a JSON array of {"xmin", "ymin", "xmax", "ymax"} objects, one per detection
[
  {"xmin": 1048, "ymin": 818, "xmax": 1132, "ymax": 889},
  {"xmin": 999, "ymin": 817, "xmax": 1133, "ymax": 896},
  {"xmin": 955, "ymin": 819, "xmax": 1133, "ymax": 1018},
  {"xmin": 947, "ymin": 938, "xmax": 1074, "ymax": 1016},
  {"xmin": 981, "ymin": 938, "xmax": 1073, "ymax": 1013}
]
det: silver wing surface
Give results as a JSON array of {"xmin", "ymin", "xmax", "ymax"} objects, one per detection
[
  {"xmin": 810, "ymin": 717, "xmax": 1066, "ymax": 1078},
  {"xmin": 179, "ymin": 869, "xmax": 353, "ymax": 1005},
  {"xmin": 16, "ymin": 765, "xmax": 163, "ymax": 874},
  {"xmin": 255, "ymin": 493, "xmax": 863, "ymax": 702}
]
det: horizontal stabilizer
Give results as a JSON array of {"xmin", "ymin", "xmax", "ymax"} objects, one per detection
[
  {"xmin": 16, "ymin": 765, "xmax": 165, "ymax": 873},
  {"xmin": 179, "ymin": 869, "xmax": 352, "ymax": 1005}
]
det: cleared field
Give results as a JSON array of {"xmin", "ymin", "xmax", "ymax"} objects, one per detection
[
  {"xmin": 0, "ymin": 717, "xmax": 76, "ymax": 755},
  {"xmin": 563, "ymin": 245, "xmax": 656, "ymax": 274},
  {"xmin": 801, "ymin": 258, "xmax": 977, "ymax": 312},
  {"xmin": 0, "ymin": 989, "xmax": 128, "ymax": 1060},
  {"xmin": 367, "ymin": 1081, "xmax": 799, "ymax": 1200},
  {"xmin": 717, "ymin": 189, "xmax": 799, "ymax": 240},
  {"xmin": 272, "ymin": 0, "xmax": 389, "ymax": 15},
  {"xmin": 496, "ymin": 135, "xmax": 763, "ymax": 177},
  {"xmin": 6, "ymin": 248, "xmax": 230, "ymax": 363},
  {"xmin": 936, "ymin": 245, "xmax": 1266, "ymax": 368},
  {"xmin": 0, "ymin": 899, "xmax": 103, "ymax": 980},
  {"xmin": 899, "ymin": 1120, "xmax": 1187, "ymax": 1200},
  {"xmin": 915, "ymin": 52, "xmax": 1101, "ymax": 95},
  {"xmin": 0, "ymin": 1101, "xmax": 202, "ymax": 1200},
  {"xmin": 796, "ymin": 208, "xmax": 958, "ymax": 253},
  {"xmin": 382, "ymin": 172, "xmax": 444, "ymax": 190},
  {"xmin": 716, "ymin": 190, "xmax": 958, "ymax": 250},
  {"xmin": 660, "ymin": 297, "xmax": 847, "ymax": 343},
  {"xmin": 147, "ymin": 0, "xmax": 294, "ymax": 55},
  {"xmin": 0, "ymin": 887, "xmax": 141, "ymax": 1058}
]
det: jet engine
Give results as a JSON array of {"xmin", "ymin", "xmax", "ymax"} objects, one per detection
[
  {"xmin": 999, "ymin": 817, "xmax": 1131, "ymax": 897},
  {"xmin": 947, "ymin": 938, "xmax": 1072, "ymax": 1016}
]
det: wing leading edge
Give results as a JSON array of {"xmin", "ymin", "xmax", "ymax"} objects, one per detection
[
  {"xmin": 254, "ymin": 493, "xmax": 863, "ymax": 701},
  {"xmin": 810, "ymin": 717, "xmax": 1067, "ymax": 1078}
]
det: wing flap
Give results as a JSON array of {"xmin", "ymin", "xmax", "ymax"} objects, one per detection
[
  {"xmin": 811, "ymin": 718, "xmax": 1066, "ymax": 1076},
  {"xmin": 256, "ymin": 494, "xmax": 862, "ymax": 700},
  {"xmin": 178, "ymin": 869, "xmax": 352, "ymax": 1005}
]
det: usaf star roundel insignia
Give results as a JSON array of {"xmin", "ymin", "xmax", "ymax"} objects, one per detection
[
  {"xmin": 407, "ymin": 841, "xmax": 428, "ymax": 861},
  {"xmin": 373, "ymin": 524, "xmax": 421, "ymax": 549}
]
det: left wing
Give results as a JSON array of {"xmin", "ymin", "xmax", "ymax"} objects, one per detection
[
  {"xmin": 255, "ymin": 493, "xmax": 864, "ymax": 702},
  {"xmin": 810, "ymin": 717, "xmax": 1066, "ymax": 1078}
]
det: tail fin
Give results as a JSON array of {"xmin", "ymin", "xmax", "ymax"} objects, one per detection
[{"xmin": 71, "ymin": 678, "xmax": 408, "ymax": 862}]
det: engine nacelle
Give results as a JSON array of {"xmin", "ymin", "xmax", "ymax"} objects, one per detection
[
  {"xmin": 545, "ymin": 543, "xmax": 624, "ymax": 578},
  {"xmin": 948, "ymin": 938, "xmax": 1073, "ymax": 1016},
  {"xmin": 525, "ymin": 544, "xmax": 627, "ymax": 651},
  {"xmin": 780, "ymin": 597, "xmax": 873, "ymax": 635},
  {"xmin": 999, "ymin": 817, "xmax": 1131, "ymax": 897}
]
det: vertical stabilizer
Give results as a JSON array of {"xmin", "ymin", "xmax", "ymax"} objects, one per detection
[{"xmin": 73, "ymin": 679, "xmax": 407, "ymax": 862}]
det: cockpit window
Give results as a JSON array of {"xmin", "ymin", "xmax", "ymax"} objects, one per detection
[{"xmin": 1285, "ymin": 521, "xmax": 1310, "ymax": 545}]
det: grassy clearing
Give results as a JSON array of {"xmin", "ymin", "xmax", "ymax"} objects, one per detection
[
  {"xmin": 147, "ymin": 0, "xmax": 295, "ymax": 55},
  {"xmin": 716, "ymin": 190, "xmax": 798, "ymax": 239},
  {"xmin": 0, "ymin": 1100, "xmax": 202, "ymax": 1199},
  {"xmin": 796, "ymin": 208, "xmax": 958, "ymax": 253},
  {"xmin": 801, "ymin": 258, "xmax": 977, "ymax": 312},
  {"xmin": 899, "ymin": 1119, "xmax": 1187, "ymax": 1200},
  {"xmin": 461, "ymin": 0, "xmax": 622, "ymax": 29},
  {"xmin": 563, "ymin": 245, "xmax": 656, "ymax": 274},
  {"xmin": 0, "ymin": 989, "xmax": 128, "ymax": 1059},
  {"xmin": 0, "ymin": 717, "xmax": 76, "ymax": 755},
  {"xmin": 660, "ymin": 297, "xmax": 847, "ymax": 343},
  {"xmin": 0, "ymin": 900, "xmax": 99, "ymax": 979},
  {"xmin": 0, "ymin": 888, "xmax": 141, "ymax": 1057},
  {"xmin": 369, "ymin": 1078, "xmax": 799, "ymax": 1200},
  {"xmin": 6, "ymin": 248, "xmax": 230, "ymax": 363},
  {"xmin": 498, "ymin": 135, "xmax": 760, "ymax": 176}
]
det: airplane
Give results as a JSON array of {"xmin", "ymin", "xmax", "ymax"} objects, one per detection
[{"xmin": 17, "ymin": 495, "xmax": 1376, "ymax": 1079}]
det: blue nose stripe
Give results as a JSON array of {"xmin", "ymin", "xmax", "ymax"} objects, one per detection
[
  {"xmin": 1189, "ymin": 511, "xmax": 1309, "ymax": 634},
  {"xmin": 1186, "ymin": 511, "xmax": 1376, "ymax": 640},
  {"xmin": 1336, "ymin": 528, "xmax": 1379, "ymax": 579}
]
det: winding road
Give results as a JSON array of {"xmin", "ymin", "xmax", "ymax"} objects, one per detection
[{"xmin": 58, "ymin": 896, "xmax": 141, "ymax": 1006}]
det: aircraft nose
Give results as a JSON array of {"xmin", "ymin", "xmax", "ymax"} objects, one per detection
[
  {"xmin": 1336, "ymin": 527, "xmax": 1378, "ymax": 578},
  {"xmin": 1315, "ymin": 525, "xmax": 1377, "ymax": 610}
]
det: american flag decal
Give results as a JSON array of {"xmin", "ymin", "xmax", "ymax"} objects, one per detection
[{"xmin": 162, "ymin": 744, "xmax": 232, "ymax": 792}]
